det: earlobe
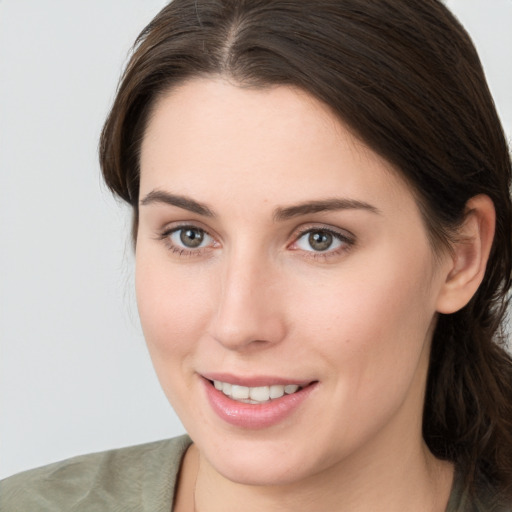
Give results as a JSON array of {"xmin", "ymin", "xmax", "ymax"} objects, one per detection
[{"xmin": 436, "ymin": 195, "xmax": 496, "ymax": 314}]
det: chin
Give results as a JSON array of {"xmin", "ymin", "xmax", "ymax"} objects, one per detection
[
  {"xmin": 193, "ymin": 429, "xmax": 331, "ymax": 487},
  {"xmin": 209, "ymin": 455, "xmax": 314, "ymax": 487}
]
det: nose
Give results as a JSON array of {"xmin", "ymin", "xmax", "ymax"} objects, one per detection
[{"xmin": 209, "ymin": 251, "xmax": 287, "ymax": 351}]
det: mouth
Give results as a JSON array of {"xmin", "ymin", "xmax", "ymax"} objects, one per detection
[
  {"xmin": 203, "ymin": 376, "xmax": 318, "ymax": 428},
  {"xmin": 210, "ymin": 379, "xmax": 306, "ymax": 404}
]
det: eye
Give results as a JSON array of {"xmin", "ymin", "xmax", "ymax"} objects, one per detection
[
  {"xmin": 292, "ymin": 228, "xmax": 352, "ymax": 253},
  {"xmin": 171, "ymin": 227, "xmax": 210, "ymax": 248},
  {"xmin": 161, "ymin": 225, "xmax": 217, "ymax": 254}
]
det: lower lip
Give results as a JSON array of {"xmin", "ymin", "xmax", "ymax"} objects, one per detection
[{"xmin": 202, "ymin": 379, "xmax": 317, "ymax": 429}]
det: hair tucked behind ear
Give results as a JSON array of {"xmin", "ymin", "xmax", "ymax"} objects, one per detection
[{"xmin": 99, "ymin": 0, "xmax": 512, "ymax": 499}]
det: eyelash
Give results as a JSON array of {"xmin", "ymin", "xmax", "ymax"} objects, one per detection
[
  {"xmin": 157, "ymin": 224, "xmax": 355, "ymax": 260},
  {"xmin": 158, "ymin": 224, "xmax": 217, "ymax": 258},
  {"xmin": 290, "ymin": 226, "xmax": 355, "ymax": 261}
]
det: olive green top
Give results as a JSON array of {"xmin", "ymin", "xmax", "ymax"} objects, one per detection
[{"xmin": 1, "ymin": 435, "xmax": 509, "ymax": 511}]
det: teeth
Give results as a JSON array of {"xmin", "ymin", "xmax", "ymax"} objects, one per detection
[
  {"xmin": 231, "ymin": 385, "xmax": 249, "ymax": 400},
  {"xmin": 269, "ymin": 385, "xmax": 285, "ymax": 399},
  {"xmin": 250, "ymin": 386, "xmax": 270, "ymax": 402},
  {"xmin": 212, "ymin": 380, "xmax": 303, "ymax": 403}
]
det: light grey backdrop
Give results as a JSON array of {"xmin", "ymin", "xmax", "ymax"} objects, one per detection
[{"xmin": 1, "ymin": 0, "xmax": 511, "ymax": 479}]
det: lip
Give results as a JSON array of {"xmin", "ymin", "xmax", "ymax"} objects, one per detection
[
  {"xmin": 202, "ymin": 372, "xmax": 312, "ymax": 388},
  {"xmin": 201, "ymin": 376, "xmax": 318, "ymax": 429}
]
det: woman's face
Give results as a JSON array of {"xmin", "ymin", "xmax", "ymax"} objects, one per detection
[{"xmin": 136, "ymin": 79, "xmax": 451, "ymax": 485}]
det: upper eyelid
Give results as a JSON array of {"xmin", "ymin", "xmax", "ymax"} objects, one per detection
[
  {"xmin": 160, "ymin": 221, "xmax": 214, "ymax": 237},
  {"xmin": 290, "ymin": 223, "xmax": 355, "ymax": 241}
]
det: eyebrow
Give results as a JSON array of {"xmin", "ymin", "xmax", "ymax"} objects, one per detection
[
  {"xmin": 273, "ymin": 198, "xmax": 380, "ymax": 221},
  {"xmin": 139, "ymin": 190, "xmax": 380, "ymax": 220},
  {"xmin": 140, "ymin": 190, "xmax": 214, "ymax": 217}
]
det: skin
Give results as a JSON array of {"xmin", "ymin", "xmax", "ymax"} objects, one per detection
[{"xmin": 135, "ymin": 78, "xmax": 493, "ymax": 511}]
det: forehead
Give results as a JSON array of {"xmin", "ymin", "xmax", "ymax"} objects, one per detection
[
  {"xmin": 139, "ymin": 78, "xmax": 412, "ymax": 214},
  {"xmin": 142, "ymin": 79, "xmax": 347, "ymax": 167}
]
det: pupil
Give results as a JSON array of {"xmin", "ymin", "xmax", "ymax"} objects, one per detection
[
  {"xmin": 180, "ymin": 228, "xmax": 204, "ymax": 248},
  {"xmin": 309, "ymin": 231, "xmax": 332, "ymax": 251}
]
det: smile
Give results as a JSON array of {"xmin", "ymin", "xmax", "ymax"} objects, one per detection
[
  {"xmin": 204, "ymin": 377, "xmax": 318, "ymax": 428},
  {"xmin": 212, "ymin": 380, "xmax": 302, "ymax": 404}
]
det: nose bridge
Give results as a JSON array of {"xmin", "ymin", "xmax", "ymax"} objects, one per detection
[{"xmin": 211, "ymin": 244, "xmax": 285, "ymax": 350}]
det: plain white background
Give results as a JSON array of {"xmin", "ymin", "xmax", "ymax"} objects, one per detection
[{"xmin": 1, "ymin": 0, "xmax": 511, "ymax": 479}]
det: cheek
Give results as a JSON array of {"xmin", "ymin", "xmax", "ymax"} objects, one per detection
[
  {"xmin": 291, "ymin": 246, "xmax": 438, "ymax": 398},
  {"xmin": 135, "ymin": 255, "xmax": 219, "ymax": 420},
  {"xmin": 135, "ymin": 253, "xmax": 213, "ymax": 363},
  {"xmin": 290, "ymin": 260, "xmax": 437, "ymax": 455}
]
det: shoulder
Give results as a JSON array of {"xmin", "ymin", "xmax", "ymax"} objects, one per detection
[{"xmin": 0, "ymin": 435, "xmax": 192, "ymax": 512}]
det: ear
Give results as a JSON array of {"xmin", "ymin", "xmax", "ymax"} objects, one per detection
[{"xmin": 436, "ymin": 194, "xmax": 496, "ymax": 314}]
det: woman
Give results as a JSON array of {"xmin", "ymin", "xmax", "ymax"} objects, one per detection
[{"xmin": 2, "ymin": 0, "xmax": 511, "ymax": 510}]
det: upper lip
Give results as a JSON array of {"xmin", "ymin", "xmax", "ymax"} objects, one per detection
[{"xmin": 201, "ymin": 372, "xmax": 315, "ymax": 387}]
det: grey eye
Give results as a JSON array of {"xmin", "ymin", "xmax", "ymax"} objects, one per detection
[
  {"xmin": 179, "ymin": 228, "xmax": 204, "ymax": 248},
  {"xmin": 169, "ymin": 227, "xmax": 212, "ymax": 249},
  {"xmin": 295, "ymin": 229, "xmax": 344, "ymax": 252},
  {"xmin": 308, "ymin": 231, "xmax": 333, "ymax": 251}
]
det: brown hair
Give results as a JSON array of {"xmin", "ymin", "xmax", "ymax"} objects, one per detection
[{"xmin": 99, "ymin": 0, "xmax": 512, "ymax": 500}]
